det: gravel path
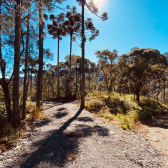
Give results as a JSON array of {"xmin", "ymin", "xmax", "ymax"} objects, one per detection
[
  {"xmin": 0, "ymin": 101, "xmax": 168, "ymax": 168},
  {"xmin": 134, "ymin": 115, "xmax": 168, "ymax": 159}
]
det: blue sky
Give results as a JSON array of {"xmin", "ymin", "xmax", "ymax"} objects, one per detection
[{"xmin": 44, "ymin": 0, "xmax": 168, "ymax": 66}]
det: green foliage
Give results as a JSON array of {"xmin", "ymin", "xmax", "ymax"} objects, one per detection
[
  {"xmin": 0, "ymin": 104, "xmax": 6, "ymax": 114},
  {"xmin": 123, "ymin": 117, "xmax": 131, "ymax": 130},
  {"xmin": 86, "ymin": 91, "xmax": 168, "ymax": 130},
  {"xmin": 0, "ymin": 92, "xmax": 5, "ymax": 101},
  {"xmin": 31, "ymin": 90, "xmax": 37, "ymax": 101},
  {"xmin": 85, "ymin": 100, "xmax": 104, "ymax": 112},
  {"xmin": 0, "ymin": 122, "xmax": 15, "ymax": 139},
  {"xmin": 138, "ymin": 97, "xmax": 168, "ymax": 120}
]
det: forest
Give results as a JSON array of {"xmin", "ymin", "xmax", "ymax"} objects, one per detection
[{"xmin": 0, "ymin": 0, "xmax": 168, "ymax": 165}]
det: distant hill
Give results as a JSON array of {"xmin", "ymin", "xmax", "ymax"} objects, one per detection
[{"xmin": 164, "ymin": 52, "xmax": 168, "ymax": 59}]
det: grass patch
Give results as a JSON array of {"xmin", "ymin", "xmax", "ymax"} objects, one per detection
[
  {"xmin": 0, "ymin": 99, "xmax": 44, "ymax": 153},
  {"xmin": 85, "ymin": 100, "xmax": 104, "ymax": 112},
  {"xmin": 86, "ymin": 92, "xmax": 168, "ymax": 130}
]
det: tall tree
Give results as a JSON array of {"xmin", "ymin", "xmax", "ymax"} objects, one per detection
[
  {"xmin": 36, "ymin": 0, "xmax": 43, "ymax": 107},
  {"xmin": 123, "ymin": 48, "xmax": 167, "ymax": 104},
  {"xmin": 90, "ymin": 62, "xmax": 96, "ymax": 92},
  {"xmin": 76, "ymin": 0, "xmax": 108, "ymax": 108},
  {"xmin": 96, "ymin": 49, "xmax": 118, "ymax": 93},
  {"xmin": 64, "ymin": 8, "xmax": 81, "ymax": 95},
  {"xmin": 13, "ymin": 0, "xmax": 21, "ymax": 127},
  {"xmin": 47, "ymin": 13, "xmax": 66, "ymax": 98},
  {"xmin": 22, "ymin": 0, "xmax": 30, "ymax": 119}
]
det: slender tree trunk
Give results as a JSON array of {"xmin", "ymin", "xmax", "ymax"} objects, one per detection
[
  {"xmin": 89, "ymin": 68, "xmax": 90, "ymax": 92},
  {"xmin": 37, "ymin": 0, "xmax": 42, "ymax": 107},
  {"xmin": 157, "ymin": 79, "xmax": 160, "ymax": 101},
  {"xmin": 92, "ymin": 75, "xmax": 93, "ymax": 92},
  {"xmin": 76, "ymin": 64, "xmax": 77, "ymax": 94},
  {"xmin": 41, "ymin": 27, "xmax": 43, "ymax": 100},
  {"xmin": 136, "ymin": 88, "xmax": 140, "ymax": 104},
  {"xmin": 52, "ymin": 86, "xmax": 54, "ymax": 98},
  {"xmin": 124, "ymin": 83, "xmax": 126, "ymax": 100},
  {"xmin": 164, "ymin": 74, "xmax": 166, "ymax": 103},
  {"xmin": 0, "ymin": 79, "xmax": 12, "ymax": 121},
  {"xmin": 48, "ymin": 87, "xmax": 49, "ymax": 98},
  {"xmin": 57, "ymin": 35, "xmax": 60, "ymax": 98},
  {"xmin": 80, "ymin": 0, "xmax": 85, "ymax": 108},
  {"xmin": 13, "ymin": 0, "xmax": 21, "ymax": 127},
  {"xmin": 0, "ymin": 0, "xmax": 12, "ymax": 121},
  {"xmin": 80, "ymin": 60, "xmax": 81, "ymax": 92},
  {"xmin": 30, "ymin": 71, "xmax": 32, "ymax": 98},
  {"xmin": 22, "ymin": 0, "xmax": 30, "ymax": 119},
  {"xmin": 69, "ymin": 33, "xmax": 72, "ymax": 96}
]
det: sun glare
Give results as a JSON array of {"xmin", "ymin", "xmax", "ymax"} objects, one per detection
[
  {"xmin": 87, "ymin": 0, "xmax": 103, "ymax": 9},
  {"xmin": 93, "ymin": 0, "xmax": 101, "ymax": 7},
  {"xmin": 93, "ymin": 0, "xmax": 102, "ymax": 8}
]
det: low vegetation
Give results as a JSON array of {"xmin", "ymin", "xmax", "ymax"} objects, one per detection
[
  {"xmin": 0, "ymin": 98, "xmax": 44, "ymax": 151},
  {"xmin": 85, "ymin": 92, "xmax": 168, "ymax": 130}
]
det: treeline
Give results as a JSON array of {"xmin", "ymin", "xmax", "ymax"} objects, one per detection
[
  {"xmin": 43, "ymin": 48, "xmax": 168, "ymax": 106},
  {"xmin": 0, "ymin": 0, "xmax": 107, "ymax": 128}
]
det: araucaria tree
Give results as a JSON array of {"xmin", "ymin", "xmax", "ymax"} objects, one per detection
[
  {"xmin": 47, "ymin": 13, "xmax": 66, "ymax": 98},
  {"xmin": 64, "ymin": 8, "xmax": 81, "ymax": 95},
  {"xmin": 76, "ymin": 0, "xmax": 108, "ymax": 108},
  {"xmin": 13, "ymin": 0, "xmax": 21, "ymax": 127}
]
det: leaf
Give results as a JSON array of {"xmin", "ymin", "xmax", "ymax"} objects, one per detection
[{"xmin": 125, "ymin": 153, "xmax": 129, "ymax": 157}]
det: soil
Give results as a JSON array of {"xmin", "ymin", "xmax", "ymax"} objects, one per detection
[
  {"xmin": 133, "ymin": 115, "xmax": 168, "ymax": 159},
  {"xmin": 0, "ymin": 100, "xmax": 168, "ymax": 168}
]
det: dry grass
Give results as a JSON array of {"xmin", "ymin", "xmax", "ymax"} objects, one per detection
[{"xmin": 85, "ymin": 92, "xmax": 168, "ymax": 130}]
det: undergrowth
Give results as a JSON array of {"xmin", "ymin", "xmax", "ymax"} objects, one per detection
[
  {"xmin": 0, "ymin": 98, "xmax": 43, "ymax": 149},
  {"xmin": 85, "ymin": 92, "xmax": 168, "ymax": 130}
]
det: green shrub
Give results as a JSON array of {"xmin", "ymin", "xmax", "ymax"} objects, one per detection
[
  {"xmin": 85, "ymin": 100, "xmax": 104, "ymax": 112},
  {"xmin": 26, "ymin": 97, "xmax": 36, "ymax": 113},
  {"xmin": 86, "ymin": 91, "xmax": 168, "ymax": 130},
  {"xmin": 123, "ymin": 117, "xmax": 130, "ymax": 130},
  {"xmin": 0, "ymin": 122, "xmax": 15, "ymax": 138},
  {"xmin": 0, "ymin": 92, "xmax": 5, "ymax": 101}
]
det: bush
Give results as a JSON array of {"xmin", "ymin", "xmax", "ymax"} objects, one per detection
[
  {"xmin": 123, "ymin": 117, "xmax": 131, "ymax": 130},
  {"xmin": 0, "ymin": 92, "xmax": 5, "ymax": 101},
  {"xmin": 85, "ymin": 100, "xmax": 104, "ymax": 112},
  {"xmin": 30, "ymin": 90, "xmax": 37, "ymax": 101},
  {"xmin": 31, "ymin": 106, "xmax": 42, "ymax": 119},
  {"xmin": 0, "ymin": 122, "xmax": 15, "ymax": 138},
  {"xmin": 26, "ymin": 97, "xmax": 36, "ymax": 113}
]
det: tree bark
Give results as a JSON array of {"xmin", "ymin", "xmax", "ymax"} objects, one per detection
[
  {"xmin": 164, "ymin": 74, "xmax": 166, "ymax": 103},
  {"xmin": 92, "ymin": 74, "xmax": 94, "ymax": 92},
  {"xmin": 41, "ymin": 26, "xmax": 43, "ymax": 100},
  {"xmin": 157, "ymin": 79, "xmax": 160, "ymax": 101},
  {"xmin": 69, "ymin": 33, "xmax": 72, "ymax": 96},
  {"xmin": 136, "ymin": 88, "xmax": 140, "ymax": 104},
  {"xmin": 13, "ymin": 0, "xmax": 21, "ymax": 127},
  {"xmin": 89, "ymin": 67, "xmax": 90, "ymax": 92},
  {"xmin": 22, "ymin": 0, "xmax": 30, "ymax": 119},
  {"xmin": 0, "ymin": 0, "xmax": 13, "ymax": 121},
  {"xmin": 76, "ymin": 64, "xmax": 77, "ymax": 94},
  {"xmin": 57, "ymin": 35, "xmax": 60, "ymax": 98},
  {"xmin": 30, "ymin": 70, "xmax": 32, "ymax": 97},
  {"xmin": 80, "ymin": 59, "xmax": 81, "ymax": 92},
  {"xmin": 80, "ymin": 0, "xmax": 85, "ymax": 108},
  {"xmin": 0, "ymin": 79, "xmax": 12, "ymax": 122},
  {"xmin": 37, "ymin": 0, "xmax": 42, "ymax": 107}
]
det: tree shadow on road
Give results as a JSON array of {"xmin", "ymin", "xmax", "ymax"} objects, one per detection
[
  {"xmin": 20, "ymin": 108, "xmax": 109, "ymax": 167},
  {"xmin": 145, "ymin": 115, "xmax": 168, "ymax": 129}
]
